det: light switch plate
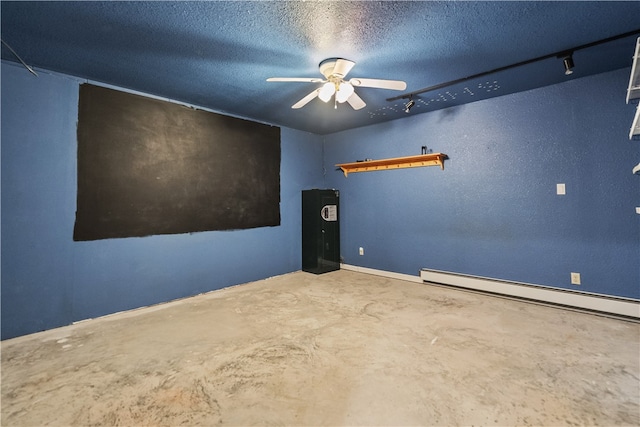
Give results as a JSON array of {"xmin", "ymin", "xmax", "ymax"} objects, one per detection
[{"xmin": 557, "ymin": 183, "xmax": 566, "ymax": 195}]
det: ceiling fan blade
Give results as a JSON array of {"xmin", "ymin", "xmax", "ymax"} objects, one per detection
[
  {"xmin": 332, "ymin": 59, "xmax": 356, "ymax": 78},
  {"xmin": 346, "ymin": 91, "xmax": 366, "ymax": 110},
  {"xmin": 292, "ymin": 89, "xmax": 320, "ymax": 109},
  {"xmin": 349, "ymin": 78, "xmax": 407, "ymax": 91},
  {"xmin": 267, "ymin": 77, "xmax": 324, "ymax": 83}
]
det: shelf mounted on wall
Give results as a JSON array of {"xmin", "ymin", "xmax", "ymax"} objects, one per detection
[
  {"xmin": 626, "ymin": 37, "xmax": 640, "ymax": 105},
  {"xmin": 627, "ymin": 37, "xmax": 640, "ymax": 140},
  {"xmin": 336, "ymin": 153, "xmax": 448, "ymax": 177}
]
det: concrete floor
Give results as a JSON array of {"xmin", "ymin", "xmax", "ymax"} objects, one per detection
[{"xmin": 2, "ymin": 270, "xmax": 639, "ymax": 426}]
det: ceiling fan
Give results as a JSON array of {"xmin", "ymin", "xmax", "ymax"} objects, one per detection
[{"xmin": 267, "ymin": 58, "xmax": 407, "ymax": 110}]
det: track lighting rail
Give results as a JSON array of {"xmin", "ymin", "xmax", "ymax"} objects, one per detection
[{"xmin": 387, "ymin": 29, "xmax": 640, "ymax": 102}]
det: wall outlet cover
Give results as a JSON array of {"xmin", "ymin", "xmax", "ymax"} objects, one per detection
[{"xmin": 571, "ymin": 272, "xmax": 581, "ymax": 285}]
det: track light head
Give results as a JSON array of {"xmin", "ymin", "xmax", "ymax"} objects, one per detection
[
  {"xmin": 404, "ymin": 98, "xmax": 415, "ymax": 113},
  {"xmin": 563, "ymin": 54, "xmax": 574, "ymax": 76}
]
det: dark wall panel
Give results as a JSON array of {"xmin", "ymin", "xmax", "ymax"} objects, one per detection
[
  {"xmin": 74, "ymin": 84, "xmax": 280, "ymax": 241},
  {"xmin": 2, "ymin": 62, "xmax": 322, "ymax": 340}
]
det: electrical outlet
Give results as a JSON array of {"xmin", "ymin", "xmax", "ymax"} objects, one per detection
[
  {"xmin": 571, "ymin": 272, "xmax": 581, "ymax": 285},
  {"xmin": 557, "ymin": 183, "xmax": 566, "ymax": 195},
  {"xmin": 359, "ymin": 247, "xmax": 364, "ymax": 256}
]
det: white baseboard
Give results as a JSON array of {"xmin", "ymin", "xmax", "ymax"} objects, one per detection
[
  {"xmin": 340, "ymin": 264, "xmax": 422, "ymax": 283},
  {"xmin": 420, "ymin": 268, "xmax": 639, "ymax": 320}
]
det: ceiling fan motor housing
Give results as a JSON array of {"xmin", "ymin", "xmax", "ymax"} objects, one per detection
[{"xmin": 319, "ymin": 58, "xmax": 355, "ymax": 79}]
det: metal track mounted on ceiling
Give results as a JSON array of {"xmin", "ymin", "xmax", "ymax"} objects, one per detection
[{"xmin": 387, "ymin": 28, "xmax": 640, "ymax": 102}]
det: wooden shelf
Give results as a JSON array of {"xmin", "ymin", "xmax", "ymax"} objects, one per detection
[{"xmin": 336, "ymin": 153, "xmax": 448, "ymax": 177}]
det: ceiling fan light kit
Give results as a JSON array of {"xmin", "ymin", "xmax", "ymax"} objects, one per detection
[
  {"xmin": 318, "ymin": 82, "xmax": 335, "ymax": 102},
  {"xmin": 267, "ymin": 58, "xmax": 406, "ymax": 111},
  {"xmin": 336, "ymin": 82, "xmax": 354, "ymax": 103}
]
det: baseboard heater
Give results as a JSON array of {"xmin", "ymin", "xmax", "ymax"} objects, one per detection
[{"xmin": 420, "ymin": 268, "xmax": 640, "ymax": 321}]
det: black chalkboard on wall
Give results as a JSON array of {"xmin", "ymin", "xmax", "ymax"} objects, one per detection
[{"xmin": 73, "ymin": 84, "xmax": 280, "ymax": 241}]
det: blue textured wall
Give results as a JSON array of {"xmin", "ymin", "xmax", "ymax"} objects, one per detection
[
  {"xmin": 1, "ymin": 61, "xmax": 324, "ymax": 339},
  {"xmin": 2, "ymin": 61, "xmax": 638, "ymax": 339},
  {"xmin": 324, "ymin": 68, "xmax": 639, "ymax": 299}
]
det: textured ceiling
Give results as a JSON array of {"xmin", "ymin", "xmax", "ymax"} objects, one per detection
[{"xmin": 2, "ymin": 1, "xmax": 639, "ymax": 134}]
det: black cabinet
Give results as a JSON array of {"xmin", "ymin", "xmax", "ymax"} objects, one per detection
[{"xmin": 302, "ymin": 189, "xmax": 340, "ymax": 274}]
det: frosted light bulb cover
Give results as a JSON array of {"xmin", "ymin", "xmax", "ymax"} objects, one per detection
[
  {"xmin": 335, "ymin": 82, "xmax": 354, "ymax": 103},
  {"xmin": 318, "ymin": 82, "xmax": 335, "ymax": 102}
]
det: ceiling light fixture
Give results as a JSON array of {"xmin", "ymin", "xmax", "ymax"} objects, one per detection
[
  {"xmin": 335, "ymin": 82, "xmax": 354, "ymax": 103},
  {"xmin": 562, "ymin": 54, "xmax": 575, "ymax": 75},
  {"xmin": 318, "ymin": 82, "xmax": 335, "ymax": 102},
  {"xmin": 404, "ymin": 96, "xmax": 415, "ymax": 113},
  {"xmin": 319, "ymin": 81, "xmax": 355, "ymax": 105}
]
